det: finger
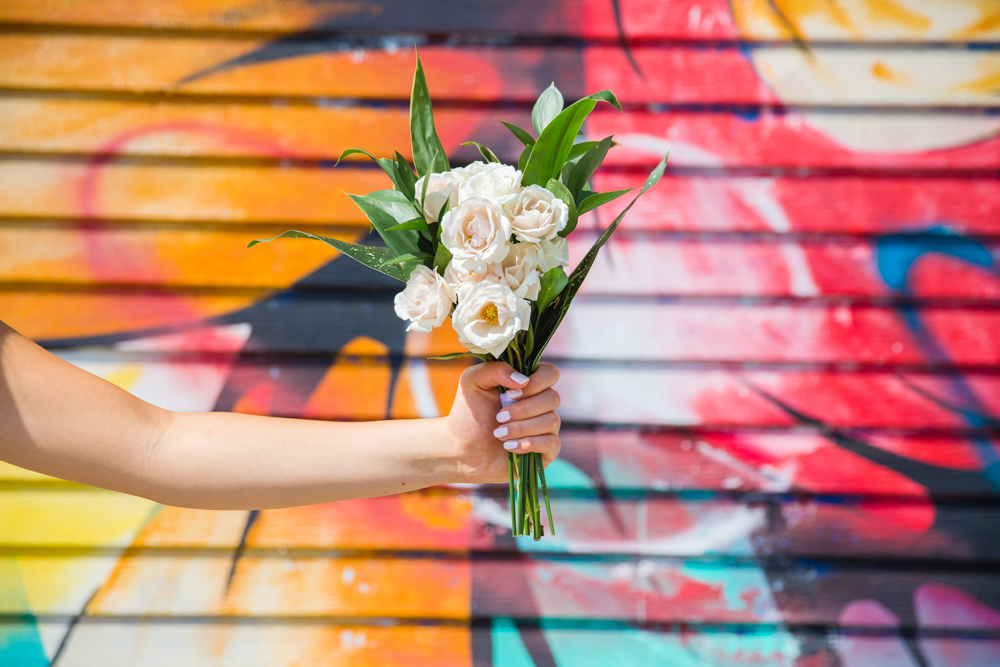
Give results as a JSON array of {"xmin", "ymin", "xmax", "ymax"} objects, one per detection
[
  {"xmin": 512, "ymin": 363, "xmax": 560, "ymax": 400},
  {"xmin": 496, "ymin": 388, "xmax": 559, "ymax": 423},
  {"xmin": 494, "ymin": 412, "xmax": 560, "ymax": 442},
  {"xmin": 463, "ymin": 361, "xmax": 530, "ymax": 392},
  {"xmin": 503, "ymin": 434, "xmax": 561, "ymax": 463}
]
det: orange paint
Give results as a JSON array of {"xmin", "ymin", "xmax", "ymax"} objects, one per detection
[{"xmin": 303, "ymin": 336, "xmax": 392, "ymax": 420}]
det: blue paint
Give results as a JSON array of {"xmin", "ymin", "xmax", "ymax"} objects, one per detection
[
  {"xmin": 875, "ymin": 227, "xmax": 1000, "ymax": 489},
  {"xmin": 0, "ymin": 622, "xmax": 48, "ymax": 667}
]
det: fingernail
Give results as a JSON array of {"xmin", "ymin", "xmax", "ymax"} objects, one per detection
[
  {"xmin": 493, "ymin": 426, "xmax": 508, "ymax": 438},
  {"xmin": 503, "ymin": 440, "xmax": 518, "ymax": 451},
  {"xmin": 506, "ymin": 388, "xmax": 523, "ymax": 400},
  {"xmin": 511, "ymin": 371, "xmax": 529, "ymax": 385},
  {"xmin": 500, "ymin": 393, "xmax": 518, "ymax": 408}
]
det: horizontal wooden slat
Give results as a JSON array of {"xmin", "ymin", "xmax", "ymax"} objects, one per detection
[
  {"xmin": 2, "ymin": 0, "xmax": 995, "ymax": 43},
  {"xmin": 0, "ymin": 161, "xmax": 385, "ymax": 224},
  {"xmin": 5, "ymin": 488, "xmax": 998, "ymax": 563},
  {"xmin": 589, "ymin": 173, "xmax": 1000, "ymax": 235},
  {"xmin": 4, "ymin": 226, "xmax": 999, "ymax": 300},
  {"xmin": 11, "ymin": 620, "xmax": 1000, "ymax": 667},
  {"xmin": 2, "ymin": 34, "xmax": 998, "ymax": 106},
  {"xmin": 12, "ymin": 289, "xmax": 1000, "ymax": 367},
  {"xmin": 4, "ymin": 96, "xmax": 999, "ymax": 171},
  {"xmin": 7, "ymin": 553, "xmax": 1000, "ymax": 629},
  {"xmin": 40, "ymin": 347, "xmax": 1000, "ymax": 429},
  {"xmin": 3, "ymin": 159, "xmax": 998, "ymax": 235}
]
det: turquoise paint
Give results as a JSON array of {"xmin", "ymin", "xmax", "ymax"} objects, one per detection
[
  {"xmin": 0, "ymin": 561, "xmax": 49, "ymax": 667},
  {"xmin": 492, "ymin": 617, "xmax": 537, "ymax": 667}
]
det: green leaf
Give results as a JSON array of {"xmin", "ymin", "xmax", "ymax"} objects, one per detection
[
  {"xmin": 545, "ymin": 178, "xmax": 579, "ymax": 237},
  {"xmin": 500, "ymin": 121, "xmax": 535, "ymax": 146},
  {"xmin": 576, "ymin": 188, "xmax": 633, "ymax": 215},
  {"xmin": 348, "ymin": 189, "xmax": 423, "ymax": 257},
  {"xmin": 531, "ymin": 82, "xmax": 564, "ymax": 135},
  {"xmin": 392, "ymin": 151, "xmax": 417, "ymax": 201},
  {"xmin": 336, "ymin": 148, "xmax": 395, "ymax": 177},
  {"xmin": 432, "ymin": 242, "xmax": 453, "ymax": 275},
  {"xmin": 429, "ymin": 351, "xmax": 491, "ymax": 361},
  {"xmin": 568, "ymin": 140, "xmax": 601, "ymax": 162},
  {"xmin": 521, "ymin": 90, "xmax": 621, "ymax": 188},
  {"xmin": 460, "ymin": 141, "xmax": 500, "ymax": 163},
  {"xmin": 536, "ymin": 266, "xmax": 568, "ymax": 312},
  {"xmin": 381, "ymin": 252, "xmax": 434, "ymax": 266},
  {"xmin": 517, "ymin": 144, "xmax": 533, "ymax": 172},
  {"xmin": 247, "ymin": 230, "xmax": 407, "ymax": 281},
  {"xmin": 385, "ymin": 218, "xmax": 429, "ymax": 232},
  {"xmin": 524, "ymin": 153, "xmax": 667, "ymax": 370},
  {"xmin": 566, "ymin": 135, "xmax": 614, "ymax": 199},
  {"xmin": 410, "ymin": 51, "xmax": 450, "ymax": 177}
]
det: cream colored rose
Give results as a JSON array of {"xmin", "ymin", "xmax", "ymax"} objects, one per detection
[
  {"xmin": 507, "ymin": 185, "xmax": 568, "ymax": 243},
  {"xmin": 454, "ymin": 161, "xmax": 522, "ymax": 206},
  {"xmin": 440, "ymin": 197, "xmax": 511, "ymax": 274},
  {"xmin": 535, "ymin": 236, "xmax": 570, "ymax": 272},
  {"xmin": 491, "ymin": 242, "xmax": 541, "ymax": 300},
  {"xmin": 444, "ymin": 258, "xmax": 501, "ymax": 292},
  {"xmin": 451, "ymin": 281, "xmax": 530, "ymax": 358},
  {"xmin": 393, "ymin": 264, "xmax": 456, "ymax": 333},
  {"xmin": 415, "ymin": 171, "xmax": 462, "ymax": 223}
]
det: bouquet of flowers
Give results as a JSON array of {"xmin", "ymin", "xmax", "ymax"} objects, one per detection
[{"xmin": 250, "ymin": 53, "xmax": 666, "ymax": 540}]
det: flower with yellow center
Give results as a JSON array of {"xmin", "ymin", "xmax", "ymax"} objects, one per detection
[{"xmin": 452, "ymin": 281, "xmax": 530, "ymax": 358}]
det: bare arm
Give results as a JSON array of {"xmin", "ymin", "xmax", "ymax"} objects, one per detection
[{"xmin": 0, "ymin": 321, "xmax": 560, "ymax": 509}]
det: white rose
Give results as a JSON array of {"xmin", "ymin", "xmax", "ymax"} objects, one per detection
[
  {"xmin": 491, "ymin": 242, "xmax": 541, "ymax": 300},
  {"xmin": 414, "ymin": 171, "xmax": 462, "ymax": 223},
  {"xmin": 393, "ymin": 264, "xmax": 456, "ymax": 333},
  {"xmin": 440, "ymin": 197, "xmax": 511, "ymax": 274},
  {"xmin": 452, "ymin": 282, "xmax": 530, "ymax": 358},
  {"xmin": 508, "ymin": 185, "xmax": 569, "ymax": 243},
  {"xmin": 454, "ymin": 161, "xmax": 522, "ymax": 206},
  {"xmin": 444, "ymin": 258, "xmax": 501, "ymax": 292},
  {"xmin": 535, "ymin": 236, "xmax": 570, "ymax": 272}
]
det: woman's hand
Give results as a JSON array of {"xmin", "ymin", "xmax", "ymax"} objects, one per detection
[{"xmin": 445, "ymin": 361, "xmax": 561, "ymax": 484}]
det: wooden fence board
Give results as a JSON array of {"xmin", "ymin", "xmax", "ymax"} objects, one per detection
[
  {"xmin": 4, "ymin": 227, "xmax": 999, "ymax": 300},
  {"xmin": 4, "ymin": 97, "xmax": 1000, "ymax": 172},
  {"xmin": 3, "ymin": 34, "xmax": 999, "ymax": 106},
  {"xmin": 3, "ymin": 0, "xmax": 996, "ymax": 43}
]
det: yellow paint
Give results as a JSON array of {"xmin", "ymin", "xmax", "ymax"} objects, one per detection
[
  {"xmin": 871, "ymin": 60, "xmax": 909, "ymax": 83},
  {"xmin": 104, "ymin": 364, "xmax": 143, "ymax": 391},
  {"xmin": 0, "ymin": 461, "xmax": 55, "ymax": 482},
  {"xmin": 0, "ymin": 491, "xmax": 156, "ymax": 546},
  {"xmin": 864, "ymin": 0, "xmax": 931, "ymax": 31}
]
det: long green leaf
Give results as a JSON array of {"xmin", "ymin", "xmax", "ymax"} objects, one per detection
[
  {"xmin": 385, "ymin": 218, "xmax": 429, "ymax": 232},
  {"xmin": 247, "ymin": 230, "xmax": 406, "ymax": 282},
  {"xmin": 566, "ymin": 135, "xmax": 614, "ymax": 199},
  {"xmin": 500, "ymin": 121, "xmax": 535, "ymax": 146},
  {"xmin": 531, "ymin": 82, "xmax": 564, "ymax": 134},
  {"xmin": 517, "ymin": 144, "xmax": 532, "ymax": 172},
  {"xmin": 429, "ymin": 351, "xmax": 491, "ymax": 361},
  {"xmin": 526, "ymin": 153, "xmax": 667, "ymax": 369},
  {"xmin": 568, "ymin": 141, "xmax": 601, "ymax": 162},
  {"xmin": 576, "ymin": 188, "xmax": 633, "ymax": 215},
  {"xmin": 381, "ymin": 252, "xmax": 433, "ymax": 266},
  {"xmin": 460, "ymin": 141, "xmax": 500, "ymax": 163},
  {"xmin": 336, "ymin": 148, "xmax": 395, "ymax": 177},
  {"xmin": 393, "ymin": 151, "xmax": 417, "ymax": 201},
  {"xmin": 348, "ymin": 189, "xmax": 423, "ymax": 257},
  {"xmin": 536, "ymin": 266, "xmax": 568, "ymax": 313},
  {"xmin": 521, "ymin": 90, "xmax": 621, "ymax": 187},
  {"xmin": 545, "ymin": 178, "xmax": 578, "ymax": 237},
  {"xmin": 432, "ymin": 242, "xmax": 453, "ymax": 275},
  {"xmin": 410, "ymin": 51, "xmax": 449, "ymax": 177}
]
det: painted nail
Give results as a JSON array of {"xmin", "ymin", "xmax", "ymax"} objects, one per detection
[
  {"xmin": 506, "ymin": 388, "xmax": 523, "ymax": 399},
  {"xmin": 496, "ymin": 411, "xmax": 511, "ymax": 424},
  {"xmin": 500, "ymin": 393, "xmax": 518, "ymax": 408},
  {"xmin": 503, "ymin": 440, "xmax": 518, "ymax": 451},
  {"xmin": 511, "ymin": 371, "xmax": 530, "ymax": 385},
  {"xmin": 493, "ymin": 426, "xmax": 508, "ymax": 438}
]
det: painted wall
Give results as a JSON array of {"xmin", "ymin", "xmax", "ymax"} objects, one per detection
[{"xmin": 2, "ymin": 1, "xmax": 999, "ymax": 665}]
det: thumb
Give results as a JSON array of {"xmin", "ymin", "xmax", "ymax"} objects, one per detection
[{"xmin": 463, "ymin": 361, "xmax": 530, "ymax": 392}]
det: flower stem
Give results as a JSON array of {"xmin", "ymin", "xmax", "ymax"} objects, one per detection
[{"xmin": 537, "ymin": 454, "xmax": 555, "ymax": 535}]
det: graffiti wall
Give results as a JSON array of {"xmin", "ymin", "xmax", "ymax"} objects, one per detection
[{"xmin": 2, "ymin": 1, "xmax": 999, "ymax": 664}]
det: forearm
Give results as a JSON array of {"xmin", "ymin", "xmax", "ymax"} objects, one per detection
[{"xmin": 150, "ymin": 411, "xmax": 461, "ymax": 509}]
